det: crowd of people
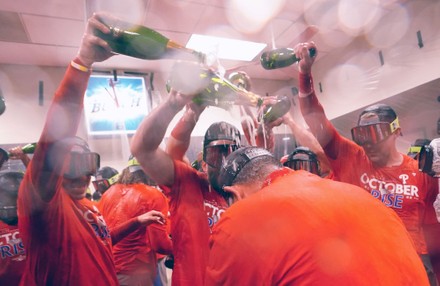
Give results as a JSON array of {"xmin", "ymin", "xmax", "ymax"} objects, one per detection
[{"xmin": 0, "ymin": 11, "xmax": 439, "ymax": 286}]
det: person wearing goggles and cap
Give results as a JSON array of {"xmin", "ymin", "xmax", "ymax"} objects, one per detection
[
  {"xmin": 205, "ymin": 146, "xmax": 429, "ymax": 285},
  {"xmin": 91, "ymin": 166, "xmax": 120, "ymax": 201},
  {"xmin": 295, "ymin": 41, "xmax": 439, "ymax": 285},
  {"xmin": 131, "ymin": 75, "xmax": 241, "ymax": 285},
  {"xmin": 283, "ymin": 146, "xmax": 321, "ymax": 176},
  {"xmin": 16, "ymin": 13, "xmax": 168, "ymax": 285},
  {"xmin": 0, "ymin": 171, "xmax": 26, "ymax": 285},
  {"xmin": 98, "ymin": 156, "xmax": 172, "ymax": 286}
]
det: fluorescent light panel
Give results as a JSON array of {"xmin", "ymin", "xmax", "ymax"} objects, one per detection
[{"xmin": 186, "ymin": 34, "xmax": 267, "ymax": 62}]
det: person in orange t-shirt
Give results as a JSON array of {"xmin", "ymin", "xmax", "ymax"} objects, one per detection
[
  {"xmin": 17, "ymin": 13, "xmax": 166, "ymax": 286},
  {"xmin": 131, "ymin": 95, "xmax": 241, "ymax": 285},
  {"xmin": 205, "ymin": 146, "xmax": 429, "ymax": 285},
  {"xmin": 99, "ymin": 157, "xmax": 172, "ymax": 286},
  {"xmin": 295, "ymin": 41, "xmax": 439, "ymax": 284},
  {"xmin": 0, "ymin": 171, "xmax": 25, "ymax": 286}
]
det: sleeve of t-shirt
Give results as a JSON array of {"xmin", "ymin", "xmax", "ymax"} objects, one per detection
[
  {"xmin": 146, "ymin": 188, "xmax": 173, "ymax": 255},
  {"xmin": 324, "ymin": 131, "xmax": 366, "ymax": 175},
  {"xmin": 160, "ymin": 159, "xmax": 205, "ymax": 198}
]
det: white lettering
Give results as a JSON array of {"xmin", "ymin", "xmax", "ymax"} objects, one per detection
[{"xmin": 360, "ymin": 173, "xmax": 419, "ymax": 198}]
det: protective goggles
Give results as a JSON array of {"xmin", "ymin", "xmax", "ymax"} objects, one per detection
[
  {"xmin": 203, "ymin": 141, "xmax": 239, "ymax": 168},
  {"xmin": 407, "ymin": 146, "xmax": 422, "ymax": 159},
  {"xmin": 351, "ymin": 118, "xmax": 400, "ymax": 146},
  {"xmin": 0, "ymin": 206, "xmax": 17, "ymax": 216},
  {"xmin": 127, "ymin": 156, "xmax": 143, "ymax": 173},
  {"xmin": 64, "ymin": 151, "xmax": 100, "ymax": 179},
  {"xmin": 284, "ymin": 159, "xmax": 319, "ymax": 175},
  {"xmin": 92, "ymin": 173, "xmax": 119, "ymax": 193},
  {"xmin": 218, "ymin": 147, "xmax": 273, "ymax": 188},
  {"xmin": 0, "ymin": 206, "xmax": 18, "ymax": 223}
]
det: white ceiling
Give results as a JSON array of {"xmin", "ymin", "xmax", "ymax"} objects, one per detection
[{"xmin": 0, "ymin": 0, "xmax": 439, "ymax": 150}]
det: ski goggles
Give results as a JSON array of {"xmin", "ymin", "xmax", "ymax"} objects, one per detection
[
  {"xmin": 127, "ymin": 156, "xmax": 143, "ymax": 173},
  {"xmin": 407, "ymin": 146, "xmax": 422, "ymax": 159},
  {"xmin": 283, "ymin": 158, "xmax": 319, "ymax": 175},
  {"xmin": 203, "ymin": 141, "xmax": 239, "ymax": 168},
  {"xmin": 92, "ymin": 173, "xmax": 119, "ymax": 193},
  {"xmin": 64, "ymin": 151, "xmax": 100, "ymax": 179},
  {"xmin": 283, "ymin": 148, "xmax": 320, "ymax": 175},
  {"xmin": 0, "ymin": 205, "xmax": 17, "ymax": 216},
  {"xmin": 351, "ymin": 118, "xmax": 400, "ymax": 146}
]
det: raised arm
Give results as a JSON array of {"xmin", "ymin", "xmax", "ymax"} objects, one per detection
[
  {"xmin": 130, "ymin": 89, "xmax": 196, "ymax": 187},
  {"xmin": 295, "ymin": 42, "xmax": 336, "ymax": 150},
  {"xmin": 27, "ymin": 13, "xmax": 113, "ymax": 201},
  {"xmin": 165, "ymin": 102, "xmax": 205, "ymax": 163},
  {"xmin": 282, "ymin": 113, "xmax": 332, "ymax": 176}
]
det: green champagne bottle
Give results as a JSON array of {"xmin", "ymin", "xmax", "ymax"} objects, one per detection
[
  {"xmin": 95, "ymin": 17, "xmax": 205, "ymax": 63},
  {"xmin": 260, "ymin": 47, "xmax": 316, "ymax": 70},
  {"xmin": 261, "ymin": 95, "xmax": 291, "ymax": 123},
  {"xmin": 167, "ymin": 62, "xmax": 291, "ymax": 122},
  {"xmin": 20, "ymin": 143, "xmax": 37, "ymax": 154},
  {"xmin": 0, "ymin": 142, "xmax": 36, "ymax": 164},
  {"xmin": 166, "ymin": 62, "xmax": 262, "ymax": 110}
]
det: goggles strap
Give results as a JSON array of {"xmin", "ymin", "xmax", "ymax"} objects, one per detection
[
  {"xmin": 107, "ymin": 174, "xmax": 119, "ymax": 185},
  {"xmin": 389, "ymin": 117, "xmax": 400, "ymax": 133}
]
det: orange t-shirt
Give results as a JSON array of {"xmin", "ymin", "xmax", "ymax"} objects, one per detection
[
  {"xmin": 18, "ymin": 176, "xmax": 118, "ymax": 286},
  {"xmin": 98, "ymin": 183, "xmax": 171, "ymax": 279},
  {"xmin": 325, "ymin": 132, "xmax": 437, "ymax": 255},
  {"xmin": 205, "ymin": 169, "xmax": 429, "ymax": 285},
  {"xmin": 160, "ymin": 160, "xmax": 228, "ymax": 286},
  {"xmin": 17, "ymin": 65, "xmax": 118, "ymax": 286},
  {"xmin": 0, "ymin": 221, "xmax": 25, "ymax": 286}
]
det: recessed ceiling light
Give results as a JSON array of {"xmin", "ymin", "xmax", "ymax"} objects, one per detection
[{"xmin": 186, "ymin": 34, "xmax": 267, "ymax": 62}]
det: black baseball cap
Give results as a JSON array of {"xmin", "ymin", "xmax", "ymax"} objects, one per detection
[
  {"xmin": 203, "ymin": 122, "xmax": 241, "ymax": 149},
  {"xmin": 218, "ymin": 146, "xmax": 273, "ymax": 188}
]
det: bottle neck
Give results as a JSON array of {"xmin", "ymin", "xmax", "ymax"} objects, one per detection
[{"xmin": 166, "ymin": 40, "xmax": 206, "ymax": 63}]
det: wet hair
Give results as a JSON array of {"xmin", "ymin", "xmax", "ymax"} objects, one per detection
[
  {"xmin": 118, "ymin": 167, "xmax": 157, "ymax": 186},
  {"xmin": 218, "ymin": 146, "xmax": 280, "ymax": 188},
  {"xmin": 358, "ymin": 103, "xmax": 397, "ymax": 125},
  {"xmin": 233, "ymin": 156, "xmax": 281, "ymax": 186}
]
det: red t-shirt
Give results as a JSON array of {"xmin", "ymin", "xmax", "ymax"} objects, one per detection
[
  {"xmin": 17, "ymin": 66, "xmax": 119, "ymax": 286},
  {"xmin": 160, "ymin": 160, "xmax": 227, "ymax": 286},
  {"xmin": 325, "ymin": 132, "xmax": 437, "ymax": 254},
  {"xmin": 0, "ymin": 221, "xmax": 25, "ymax": 286},
  {"xmin": 205, "ymin": 168, "xmax": 429, "ymax": 285},
  {"xmin": 98, "ymin": 183, "xmax": 171, "ymax": 280}
]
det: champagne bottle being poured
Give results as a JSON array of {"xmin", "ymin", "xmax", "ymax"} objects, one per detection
[
  {"xmin": 167, "ymin": 63, "xmax": 290, "ymax": 123},
  {"xmin": 260, "ymin": 47, "xmax": 316, "ymax": 70},
  {"xmin": 95, "ymin": 16, "xmax": 205, "ymax": 63}
]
